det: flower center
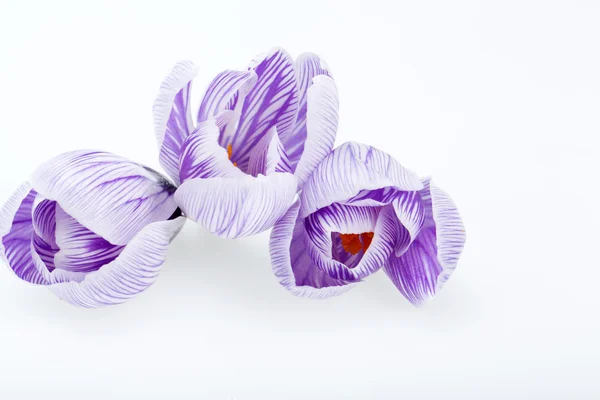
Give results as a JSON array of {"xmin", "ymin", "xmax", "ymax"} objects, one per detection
[
  {"xmin": 227, "ymin": 143, "xmax": 237, "ymax": 167},
  {"xmin": 339, "ymin": 232, "xmax": 374, "ymax": 255}
]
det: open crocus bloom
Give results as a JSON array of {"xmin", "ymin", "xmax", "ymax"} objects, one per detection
[
  {"xmin": 153, "ymin": 47, "xmax": 339, "ymax": 238},
  {"xmin": 270, "ymin": 142, "xmax": 466, "ymax": 305},
  {"xmin": 0, "ymin": 151, "xmax": 185, "ymax": 307}
]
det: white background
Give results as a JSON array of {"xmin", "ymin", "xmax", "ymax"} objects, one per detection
[{"xmin": 0, "ymin": 0, "xmax": 599, "ymax": 398}]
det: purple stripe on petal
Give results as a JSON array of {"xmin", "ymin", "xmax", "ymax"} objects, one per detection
[
  {"xmin": 383, "ymin": 227, "xmax": 441, "ymax": 306},
  {"xmin": 293, "ymin": 75, "xmax": 338, "ymax": 185},
  {"xmin": 48, "ymin": 217, "xmax": 186, "ymax": 308},
  {"xmin": 383, "ymin": 179, "xmax": 465, "ymax": 306},
  {"xmin": 198, "ymin": 70, "xmax": 257, "ymax": 123},
  {"xmin": 269, "ymin": 202, "xmax": 356, "ymax": 298},
  {"xmin": 32, "ymin": 233, "xmax": 58, "ymax": 272},
  {"xmin": 0, "ymin": 184, "xmax": 48, "ymax": 285},
  {"xmin": 54, "ymin": 205, "xmax": 125, "ymax": 273},
  {"xmin": 179, "ymin": 118, "xmax": 245, "ymax": 182},
  {"xmin": 175, "ymin": 172, "xmax": 297, "ymax": 239},
  {"xmin": 229, "ymin": 48, "xmax": 298, "ymax": 171},
  {"xmin": 153, "ymin": 61, "xmax": 199, "ymax": 184},
  {"xmin": 282, "ymin": 53, "xmax": 332, "ymax": 169},
  {"xmin": 31, "ymin": 151, "xmax": 178, "ymax": 246},
  {"xmin": 246, "ymin": 127, "xmax": 292, "ymax": 177},
  {"xmin": 428, "ymin": 180, "xmax": 466, "ymax": 292},
  {"xmin": 304, "ymin": 203, "xmax": 398, "ymax": 281},
  {"xmin": 32, "ymin": 196, "xmax": 57, "ymax": 248},
  {"xmin": 343, "ymin": 187, "xmax": 425, "ymax": 255},
  {"xmin": 299, "ymin": 142, "xmax": 423, "ymax": 218}
]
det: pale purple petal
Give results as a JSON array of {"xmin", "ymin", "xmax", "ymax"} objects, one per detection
[
  {"xmin": 343, "ymin": 187, "xmax": 425, "ymax": 255},
  {"xmin": 197, "ymin": 70, "xmax": 257, "ymax": 123},
  {"xmin": 427, "ymin": 180, "xmax": 466, "ymax": 291},
  {"xmin": 246, "ymin": 127, "xmax": 292, "ymax": 176},
  {"xmin": 48, "ymin": 217, "xmax": 186, "ymax": 308},
  {"xmin": 270, "ymin": 202, "xmax": 355, "ymax": 298},
  {"xmin": 383, "ymin": 179, "xmax": 465, "ymax": 305},
  {"xmin": 299, "ymin": 142, "xmax": 423, "ymax": 218},
  {"xmin": 0, "ymin": 183, "xmax": 48, "ymax": 284},
  {"xmin": 54, "ymin": 205, "xmax": 124, "ymax": 273},
  {"xmin": 229, "ymin": 48, "xmax": 299, "ymax": 171},
  {"xmin": 153, "ymin": 61, "xmax": 198, "ymax": 184},
  {"xmin": 292, "ymin": 75, "xmax": 338, "ymax": 186},
  {"xmin": 175, "ymin": 172, "xmax": 298, "ymax": 238},
  {"xmin": 179, "ymin": 118, "xmax": 245, "ymax": 182},
  {"xmin": 282, "ymin": 53, "xmax": 332, "ymax": 170},
  {"xmin": 31, "ymin": 196, "xmax": 59, "ymax": 270},
  {"xmin": 31, "ymin": 151, "xmax": 178, "ymax": 246},
  {"xmin": 304, "ymin": 203, "xmax": 399, "ymax": 281}
]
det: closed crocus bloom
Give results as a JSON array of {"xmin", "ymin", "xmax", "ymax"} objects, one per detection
[
  {"xmin": 270, "ymin": 142, "xmax": 466, "ymax": 306},
  {"xmin": 0, "ymin": 151, "xmax": 185, "ymax": 307},
  {"xmin": 153, "ymin": 47, "xmax": 338, "ymax": 238}
]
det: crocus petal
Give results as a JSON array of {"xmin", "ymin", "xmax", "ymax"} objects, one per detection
[
  {"xmin": 31, "ymin": 196, "xmax": 59, "ymax": 271},
  {"xmin": 175, "ymin": 172, "xmax": 298, "ymax": 239},
  {"xmin": 270, "ymin": 202, "xmax": 355, "ymax": 298},
  {"xmin": 282, "ymin": 53, "xmax": 332, "ymax": 170},
  {"xmin": 383, "ymin": 179, "xmax": 466, "ymax": 305},
  {"xmin": 0, "ymin": 183, "xmax": 48, "ymax": 284},
  {"xmin": 229, "ymin": 48, "xmax": 298, "ymax": 171},
  {"xmin": 179, "ymin": 118, "xmax": 245, "ymax": 182},
  {"xmin": 304, "ymin": 204, "xmax": 398, "ymax": 281},
  {"xmin": 300, "ymin": 142, "xmax": 423, "ymax": 218},
  {"xmin": 31, "ymin": 196, "xmax": 57, "ymax": 247},
  {"xmin": 246, "ymin": 127, "xmax": 292, "ymax": 176},
  {"xmin": 31, "ymin": 151, "xmax": 178, "ymax": 246},
  {"xmin": 48, "ymin": 217, "xmax": 186, "ymax": 308},
  {"xmin": 293, "ymin": 75, "xmax": 339, "ymax": 185},
  {"xmin": 343, "ymin": 187, "xmax": 425, "ymax": 255},
  {"xmin": 53, "ymin": 205, "xmax": 124, "ymax": 273},
  {"xmin": 197, "ymin": 70, "xmax": 257, "ymax": 123},
  {"xmin": 153, "ymin": 61, "xmax": 198, "ymax": 184}
]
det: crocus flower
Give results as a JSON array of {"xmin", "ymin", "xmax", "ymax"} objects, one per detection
[
  {"xmin": 0, "ymin": 151, "xmax": 185, "ymax": 307},
  {"xmin": 270, "ymin": 142, "xmax": 466, "ymax": 305},
  {"xmin": 153, "ymin": 47, "xmax": 338, "ymax": 238}
]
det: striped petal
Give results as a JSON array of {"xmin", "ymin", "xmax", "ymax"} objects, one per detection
[
  {"xmin": 174, "ymin": 172, "xmax": 298, "ymax": 239},
  {"xmin": 48, "ymin": 217, "xmax": 186, "ymax": 308},
  {"xmin": 343, "ymin": 187, "xmax": 425, "ymax": 255},
  {"xmin": 31, "ymin": 151, "xmax": 178, "ymax": 246},
  {"xmin": 383, "ymin": 179, "xmax": 466, "ymax": 306},
  {"xmin": 304, "ymin": 203, "xmax": 399, "ymax": 281},
  {"xmin": 270, "ymin": 202, "xmax": 356, "ymax": 298},
  {"xmin": 54, "ymin": 205, "xmax": 125, "ymax": 273},
  {"xmin": 300, "ymin": 142, "xmax": 423, "ymax": 218},
  {"xmin": 153, "ymin": 61, "xmax": 198, "ymax": 184},
  {"xmin": 179, "ymin": 118, "xmax": 245, "ymax": 182},
  {"xmin": 0, "ymin": 183, "xmax": 48, "ymax": 284},
  {"xmin": 229, "ymin": 48, "xmax": 299, "ymax": 172},
  {"xmin": 31, "ymin": 196, "xmax": 59, "ymax": 271},
  {"xmin": 197, "ymin": 69, "xmax": 257, "ymax": 123},
  {"xmin": 246, "ymin": 127, "xmax": 292, "ymax": 177},
  {"xmin": 293, "ymin": 75, "xmax": 338, "ymax": 185},
  {"xmin": 282, "ymin": 53, "xmax": 332, "ymax": 171}
]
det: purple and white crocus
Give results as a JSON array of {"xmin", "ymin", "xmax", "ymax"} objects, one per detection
[
  {"xmin": 270, "ymin": 142, "xmax": 466, "ymax": 306},
  {"xmin": 153, "ymin": 47, "xmax": 338, "ymax": 238},
  {"xmin": 0, "ymin": 151, "xmax": 185, "ymax": 307}
]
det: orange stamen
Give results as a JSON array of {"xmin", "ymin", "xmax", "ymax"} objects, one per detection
[
  {"xmin": 361, "ymin": 232, "xmax": 374, "ymax": 252},
  {"xmin": 340, "ymin": 233, "xmax": 363, "ymax": 255},
  {"xmin": 227, "ymin": 143, "xmax": 237, "ymax": 167},
  {"xmin": 339, "ymin": 232, "xmax": 375, "ymax": 255}
]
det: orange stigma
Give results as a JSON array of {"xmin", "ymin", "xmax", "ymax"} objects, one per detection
[
  {"xmin": 340, "ymin": 232, "xmax": 375, "ymax": 255},
  {"xmin": 340, "ymin": 234, "xmax": 362, "ymax": 255},
  {"xmin": 361, "ymin": 232, "xmax": 374, "ymax": 251},
  {"xmin": 227, "ymin": 143, "xmax": 237, "ymax": 167}
]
